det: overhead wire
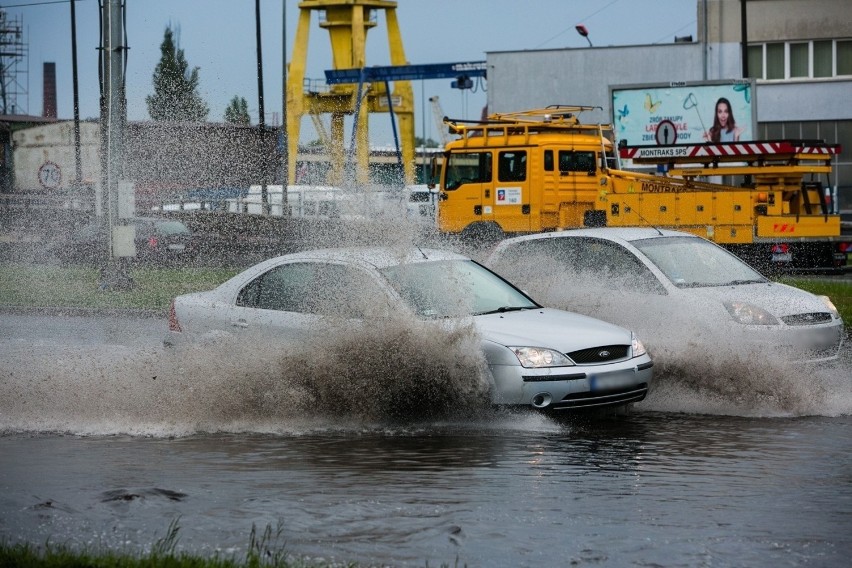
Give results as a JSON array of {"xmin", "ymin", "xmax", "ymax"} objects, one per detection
[{"xmin": 533, "ymin": 0, "xmax": 622, "ymax": 49}]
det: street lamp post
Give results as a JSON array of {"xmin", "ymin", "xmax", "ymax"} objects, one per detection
[{"xmin": 575, "ymin": 24, "xmax": 592, "ymax": 47}]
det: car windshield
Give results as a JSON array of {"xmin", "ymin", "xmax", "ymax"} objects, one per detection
[
  {"xmin": 153, "ymin": 221, "xmax": 190, "ymax": 235},
  {"xmin": 632, "ymin": 236, "xmax": 767, "ymax": 288},
  {"xmin": 379, "ymin": 259, "xmax": 538, "ymax": 318}
]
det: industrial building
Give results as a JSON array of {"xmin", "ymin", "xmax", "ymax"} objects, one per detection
[{"xmin": 485, "ymin": 0, "xmax": 852, "ymax": 211}]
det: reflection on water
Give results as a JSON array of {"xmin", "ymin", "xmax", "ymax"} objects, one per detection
[{"xmin": 1, "ymin": 415, "xmax": 850, "ymax": 567}]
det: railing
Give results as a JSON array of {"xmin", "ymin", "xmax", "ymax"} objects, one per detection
[{"xmin": 0, "ymin": 193, "xmax": 95, "ymax": 211}]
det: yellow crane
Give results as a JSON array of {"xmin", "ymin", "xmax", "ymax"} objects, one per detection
[{"xmin": 286, "ymin": 0, "xmax": 415, "ymax": 186}]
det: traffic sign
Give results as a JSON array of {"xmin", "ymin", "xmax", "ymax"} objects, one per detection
[
  {"xmin": 655, "ymin": 120, "xmax": 677, "ymax": 145},
  {"xmin": 38, "ymin": 161, "xmax": 62, "ymax": 189}
]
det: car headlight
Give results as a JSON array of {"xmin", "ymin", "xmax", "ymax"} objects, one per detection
[
  {"xmin": 631, "ymin": 333, "xmax": 647, "ymax": 357},
  {"xmin": 818, "ymin": 295, "xmax": 842, "ymax": 320},
  {"xmin": 510, "ymin": 347, "xmax": 574, "ymax": 368},
  {"xmin": 724, "ymin": 301, "xmax": 779, "ymax": 325}
]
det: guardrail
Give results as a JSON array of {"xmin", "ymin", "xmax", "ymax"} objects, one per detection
[{"xmin": 0, "ymin": 193, "xmax": 95, "ymax": 211}]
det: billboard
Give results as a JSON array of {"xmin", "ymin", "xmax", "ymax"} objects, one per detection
[{"xmin": 610, "ymin": 80, "xmax": 756, "ymax": 147}]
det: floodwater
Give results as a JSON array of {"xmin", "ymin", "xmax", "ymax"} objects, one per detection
[{"xmin": 1, "ymin": 313, "xmax": 851, "ymax": 567}]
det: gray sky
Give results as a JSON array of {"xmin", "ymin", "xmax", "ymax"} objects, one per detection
[{"xmin": 13, "ymin": 0, "xmax": 696, "ymax": 145}]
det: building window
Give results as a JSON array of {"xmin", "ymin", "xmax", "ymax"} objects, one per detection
[
  {"xmin": 749, "ymin": 39, "xmax": 852, "ymax": 80},
  {"xmin": 789, "ymin": 43, "xmax": 809, "ymax": 78},
  {"xmin": 765, "ymin": 43, "xmax": 785, "ymax": 79},
  {"xmin": 837, "ymin": 40, "xmax": 852, "ymax": 75},
  {"xmin": 747, "ymin": 45, "xmax": 763, "ymax": 79},
  {"xmin": 813, "ymin": 40, "xmax": 833, "ymax": 77}
]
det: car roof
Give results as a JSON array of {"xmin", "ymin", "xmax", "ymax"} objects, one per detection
[
  {"xmin": 256, "ymin": 246, "xmax": 470, "ymax": 271},
  {"xmin": 494, "ymin": 227, "xmax": 699, "ymax": 248}
]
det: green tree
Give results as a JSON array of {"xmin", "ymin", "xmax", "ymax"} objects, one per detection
[
  {"xmin": 146, "ymin": 26, "xmax": 209, "ymax": 121},
  {"xmin": 415, "ymin": 136, "xmax": 440, "ymax": 148},
  {"xmin": 224, "ymin": 96, "xmax": 250, "ymax": 125}
]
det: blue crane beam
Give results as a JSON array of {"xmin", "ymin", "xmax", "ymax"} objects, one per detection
[{"xmin": 324, "ymin": 61, "xmax": 487, "ymax": 84}]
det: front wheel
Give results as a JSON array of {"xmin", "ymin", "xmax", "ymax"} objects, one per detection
[{"xmin": 459, "ymin": 222, "xmax": 504, "ymax": 245}]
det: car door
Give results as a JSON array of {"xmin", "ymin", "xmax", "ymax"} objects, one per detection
[
  {"xmin": 567, "ymin": 237, "xmax": 669, "ymax": 329},
  {"xmin": 227, "ymin": 260, "xmax": 393, "ymax": 343}
]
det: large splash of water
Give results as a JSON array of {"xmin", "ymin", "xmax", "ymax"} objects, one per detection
[
  {"xmin": 3, "ymin": 201, "xmax": 850, "ymax": 433},
  {"xmin": 0, "ymin": 314, "xmax": 506, "ymax": 436}
]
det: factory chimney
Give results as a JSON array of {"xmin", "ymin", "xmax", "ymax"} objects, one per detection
[{"xmin": 43, "ymin": 62, "xmax": 57, "ymax": 118}]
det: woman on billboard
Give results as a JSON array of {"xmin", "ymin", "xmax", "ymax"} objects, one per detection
[{"xmin": 704, "ymin": 97, "xmax": 744, "ymax": 142}]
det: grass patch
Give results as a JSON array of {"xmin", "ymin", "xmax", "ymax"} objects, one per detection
[
  {"xmin": 1, "ymin": 262, "xmax": 849, "ymax": 330},
  {"xmin": 0, "ymin": 520, "xmax": 362, "ymax": 568},
  {"xmin": 0, "ymin": 263, "xmax": 239, "ymax": 312},
  {"xmin": 778, "ymin": 276, "xmax": 852, "ymax": 325}
]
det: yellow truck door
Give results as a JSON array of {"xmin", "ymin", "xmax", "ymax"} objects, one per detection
[
  {"xmin": 437, "ymin": 151, "xmax": 493, "ymax": 233},
  {"xmin": 493, "ymin": 150, "xmax": 531, "ymax": 232}
]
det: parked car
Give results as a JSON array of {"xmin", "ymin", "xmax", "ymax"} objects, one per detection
[
  {"xmin": 58, "ymin": 217, "xmax": 197, "ymax": 265},
  {"xmin": 165, "ymin": 247, "xmax": 653, "ymax": 412},
  {"xmin": 487, "ymin": 228, "xmax": 845, "ymax": 363}
]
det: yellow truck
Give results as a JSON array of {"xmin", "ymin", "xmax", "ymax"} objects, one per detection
[{"xmin": 431, "ymin": 106, "xmax": 850, "ymax": 272}]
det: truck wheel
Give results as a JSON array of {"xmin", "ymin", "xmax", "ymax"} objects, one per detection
[
  {"xmin": 583, "ymin": 210, "xmax": 607, "ymax": 228},
  {"xmin": 460, "ymin": 222, "xmax": 504, "ymax": 244}
]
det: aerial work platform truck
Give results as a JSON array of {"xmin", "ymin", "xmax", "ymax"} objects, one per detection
[{"xmin": 431, "ymin": 106, "xmax": 849, "ymax": 272}]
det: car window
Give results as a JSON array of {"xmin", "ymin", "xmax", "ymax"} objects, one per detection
[
  {"xmin": 154, "ymin": 221, "xmax": 191, "ymax": 236},
  {"xmin": 236, "ymin": 261, "xmax": 386, "ymax": 318},
  {"xmin": 494, "ymin": 237, "xmax": 666, "ymax": 295},
  {"xmin": 633, "ymin": 236, "xmax": 767, "ymax": 288},
  {"xmin": 380, "ymin": 259, "xmax": 536, "ymax": 318}
]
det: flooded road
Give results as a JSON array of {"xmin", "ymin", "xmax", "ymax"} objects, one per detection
[{"xmin": 2, "ymin": 313, "xmax": 851, "ymax": 567}]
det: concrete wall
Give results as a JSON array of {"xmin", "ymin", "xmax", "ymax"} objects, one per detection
[
  {"xmin": 700, "ymin": 0, "xmax": 852, "ymax": 43},
  {"xmin": 13, "ymin": 122, "xmax": 100, "ymax": 191},
  {"xmin": 12, "ymin": 121, "xmax": 278, "ymax": 194},
  {"xmin": 487, "ymin": 43, "xmax": 705, "ymax": 123},
  {"xmin": 757, "ymin": 80, "xmax": 852, "ymax": 121}
]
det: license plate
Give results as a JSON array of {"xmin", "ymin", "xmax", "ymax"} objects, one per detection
[
  {"xmin": 772, "ymin": 253, "xmax": 792, "ymax": 262},
  {"xmin": 168, "ymin": 243, "xmax": 186, "ymax": 251},
  {"xmin": 589, "ymin": 371, "xmax": 636, "ymax": 392}
]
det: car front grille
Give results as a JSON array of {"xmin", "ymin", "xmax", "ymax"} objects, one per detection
[
  {"xmin": 781, "ymin": 312, "xmax": 833, "ymax": 326},
  {"xmin": 549, "ymin": 383, "xmax": 649, "ymax": 411},
  {"xmin": 567, "ymin": 344, "xmax": 629, "ymax": 364}
]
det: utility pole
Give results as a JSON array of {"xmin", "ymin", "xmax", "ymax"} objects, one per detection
[
  {"xmin": 99, "ymin": 0, "xmax": 132, "ymax": 289},
  {"xmin": 281, "ymin": 0, "xmax": 288, "ymax": 208},
  {"xmin": 255, "ymin": 0, "xmax": 269, "ymax": 215},
  {"xmin": 70, "ymin": 0, "xmax": 82, "ymax": 187},
  {"xmin": 741, "ymin": 0, "xmax": 749, "ymax": 78}
]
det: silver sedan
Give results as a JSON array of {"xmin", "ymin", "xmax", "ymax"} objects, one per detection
[
  {"xmin": 166, "ymin": 247, "xmax": 653, "ymax": 412},
  {"xmin": 487, "ymin": 228, "xmax": 845, "ymax": 364}
]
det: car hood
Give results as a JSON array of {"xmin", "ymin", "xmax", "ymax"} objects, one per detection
[
  {"xmin": 683, "ymin": 282, "xmax": 831, "ymax": 318},
  {"xmin": 474, "ymin": 307, "xmax": 633, "ymax": 351}
]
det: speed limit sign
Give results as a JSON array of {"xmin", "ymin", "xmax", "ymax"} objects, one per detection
[{"xmin": 38, "ymin": 161, "xmax": 62, "ymax": 189}]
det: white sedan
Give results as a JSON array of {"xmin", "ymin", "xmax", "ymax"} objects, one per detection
[
  {"xmin": 487, "ymin": 228, "xmax": 845, "ymax": 364},
  {"xmin": 166, "ymin": 247, "xmax": 653, "ymax": 412}
]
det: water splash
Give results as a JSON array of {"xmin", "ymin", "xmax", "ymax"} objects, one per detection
[
  {"xmin": 488, "ymin": 260, "xmax": 852, "ymax": 418},
  {"xmin": 0, "ymin": 316, "xmax": 496, "ymax": 436}
]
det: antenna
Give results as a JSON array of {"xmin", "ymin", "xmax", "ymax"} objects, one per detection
[{"xmin": 623, "ymin": 202, "xmax": 664, "ymax": 236}]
